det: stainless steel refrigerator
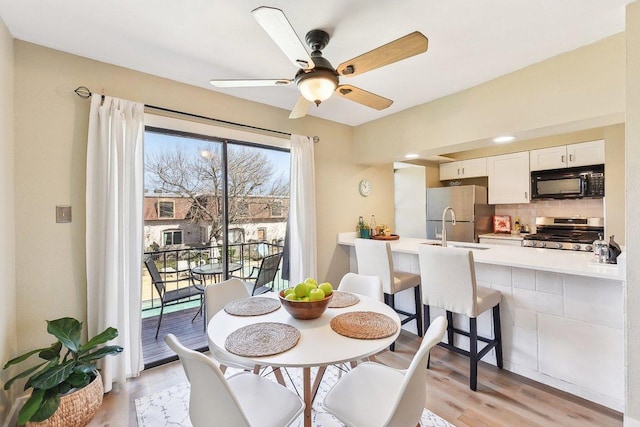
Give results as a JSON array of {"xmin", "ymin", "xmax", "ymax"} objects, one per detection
[{"xmin": 426, "ymin": 185, "xmax": 495, "ymax": 243}]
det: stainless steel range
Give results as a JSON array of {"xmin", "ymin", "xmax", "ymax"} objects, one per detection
[{"xmin": 523, "ymin": 216, "xmax": 604, "ymax": 251}]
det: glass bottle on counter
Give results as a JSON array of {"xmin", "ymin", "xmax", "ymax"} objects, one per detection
[
  {"xmin": 369, "ymin": 215, "xmax": 378, "ymax": 237},
  {"xmin": 357, "ymin": 216, "xmax": 365, "ymax": 233},
  {"xmin": 513, "ymin": 217, "xmax": 521, "ymax": 234}
]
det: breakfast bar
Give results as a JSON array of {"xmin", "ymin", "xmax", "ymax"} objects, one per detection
[{"xmin": 337, "ymin": 232, "xmax": 625, "ymax": 411}]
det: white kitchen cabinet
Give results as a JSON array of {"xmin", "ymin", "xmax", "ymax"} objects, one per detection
[
  {"xmin": 529, "ymin": 146, "xmax": 567, "ymax": 171},
  {"xmin": 487, "ymin": 151, "xmax": 530, "ymax": 204},
  {"xmin": 439, "ymin": 158, "xmax": 487, "ymax": 180},
  {"xmin": 530, "ymin": 140, "xmax": 604, "ymax": 171},
  {"xmin": 567, "ymin": 140, "xmax": 605, "ymax": 167}
]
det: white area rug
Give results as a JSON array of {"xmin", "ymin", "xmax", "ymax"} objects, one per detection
[{"xmin": 135, "ymin": 365, "xmax": 455, "ymax": 427}]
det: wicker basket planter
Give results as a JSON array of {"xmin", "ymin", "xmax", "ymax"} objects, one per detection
[{"xmin": 26, "ymin": 372, "xmax": 104, "ymax": 427}]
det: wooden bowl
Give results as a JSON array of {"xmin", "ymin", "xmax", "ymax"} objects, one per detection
[{"xmin": 279, "ymin": 290, "xmax": 333, "ymax": 320}]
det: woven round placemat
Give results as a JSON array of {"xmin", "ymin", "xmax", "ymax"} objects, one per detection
[
  {"xmin": 330, "ymin": 311, "xmax": 398, "ymax": 339},
  {"xmin": 225, "ymin": 322, "xmax": 300, "ymax": 357},
  {"xmin": 328, "ymin": 291, "xmax": 360, "ymax": 308},
  {"xmin": 224, "ymin": 297, "xmax": 281, "ymax": 316}
]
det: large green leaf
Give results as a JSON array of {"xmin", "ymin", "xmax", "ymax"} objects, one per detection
[
  {"xmin": 17, "ymin": 388, "xmax": 45, "ymax": 425},
  {"xmin": 30, "ymin": 360, "xmax": 74, "ymax": 390},
  {"xmin": 80, "ymin": 327, "xmax": 119, "ymax": 352},
  {"xmin": 29, "ymin": 389, "xmax": 60, "ymax": 423},
  {"xmin": 65, "ymin": 371, "xmax": 89, "ymax": 388},
  {"xmin": 47, "ymin": 318, "xmax": 82, "ymax": 353},
  {"xmin": 39, "ymin": 341, "xmax": 62, "ymax": 361},
  {"xmin": 79, "ymin": 345, "xmax": 123, "ymax": 362},
  {"xmin": 2, "ymin": 347, "xmax": 48, "ymax": 369},
  {"xmin": 74, "ymin": 363, "xmax": 97, "ymax": 375},
  {"xmin": 3, "ymin": 362, "xmax": 46, "ymax": 391}
]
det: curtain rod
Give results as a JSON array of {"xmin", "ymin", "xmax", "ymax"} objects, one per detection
[{"xmin": 73, "ymin": 86, "xmax": 319, "ymax": 143}]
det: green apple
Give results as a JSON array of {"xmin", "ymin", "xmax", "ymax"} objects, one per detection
[
  {"xmin": 285, "ymin": 293, "xmax": 298, "ymax": 301},
  {"xmin": 319, "ymin": 282, "xmax": 333, "ymax": 296},
  {"xmin": 283, "ymin": 288, "xmax": 295, "ymax": 297},
  {"xmin": 304, "ymin": 277, "xmax": 318, "ymax": 287},
  {"xmin": 294, "ymin": 282, "xmax": 310, "ymax": 298},
  {"xmin": 300, "ymin": 296, "xmax": 310, "ymax": 302},
  {"xmin": 309, "ymin": 288, "xmax": 325, "ymax": 301}
]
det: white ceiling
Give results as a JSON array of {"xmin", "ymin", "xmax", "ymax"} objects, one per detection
[{"xmin": 0, "ymin": 0, "xmax": 633, "ymax": 126}]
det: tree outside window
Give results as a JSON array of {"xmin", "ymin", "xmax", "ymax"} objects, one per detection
[{"xmin": 145, "ymin": 134, "xmax": 289, "ymax": 244}]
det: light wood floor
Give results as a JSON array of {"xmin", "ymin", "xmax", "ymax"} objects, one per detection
[{"xmin": 88, "ymin": 331, "xmax": 623, "ymax": 427}]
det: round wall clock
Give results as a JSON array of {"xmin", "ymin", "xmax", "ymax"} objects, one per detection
[{"xmin": 359, "ymin": 180, "xmax": 372, "ymax": 197}]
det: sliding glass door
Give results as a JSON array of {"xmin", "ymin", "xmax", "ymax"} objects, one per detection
[{"xmin": 141, "ymin": 126, "xmax": 290, "ymax": 366}]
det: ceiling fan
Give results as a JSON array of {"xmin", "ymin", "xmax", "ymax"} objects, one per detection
[{"xmin": 209, "ymin": 6, "xmax": 429, "ymax": 119}]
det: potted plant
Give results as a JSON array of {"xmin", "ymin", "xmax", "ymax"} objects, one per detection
[{"xmin": 3, "ymin": 317, "xmax": 123, "ymax": 426}]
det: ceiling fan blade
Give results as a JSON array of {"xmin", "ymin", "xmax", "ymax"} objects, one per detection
[
  {"xmin": 252, "ymin": 6, "xmax": 315, "ymax": 70},
  {"xmin": 337, "ymin": 31, "xmax": 428, "ymax": 77},
  {"xmin": 335, "ymin": 85, "xmax": 393, "ymax": 110},
  {"xmin": 289, "ymin": 96, "xmax": 312, "ymax": 119},
  {"xmin": 209, "ymin": 79, "xmax": 291, "ymax": 88}
]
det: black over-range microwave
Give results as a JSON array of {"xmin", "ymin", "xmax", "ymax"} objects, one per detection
[{"xmin": 530, "ymin": 164, "xmax": 605, "ymax": 200}]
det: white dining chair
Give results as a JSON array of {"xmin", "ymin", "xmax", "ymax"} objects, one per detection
[
  {"xmin": 205, "ymin": 278, "xmax": 286, "ymax": 385},
  {"xmin": 418, "ymin": 244, "xmax": 503, "ymax": 391},
  {"xmin": 323, "ymin": 316, "xmax": 447, "ymax": 427},
  {"xmin": 165, "ymin": 333, "xmax": 305, "ymax": 427},
  {"xmin": 337, "ymin": 272, "xmax": 384, "ymax": 302},
  {"xmin": 337, "ymin": 272, "xmax": 385, "ymax": 368}
]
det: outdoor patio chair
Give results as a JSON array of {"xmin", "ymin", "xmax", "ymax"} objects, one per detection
[
  {"xmin": 233, "ymin": 252, "xmax": 283, "ymax": 295},
  {"xmin": 144, "ymin": 258, "xmax": 205, "ymax": 339}
]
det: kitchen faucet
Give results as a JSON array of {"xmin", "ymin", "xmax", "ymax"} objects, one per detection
[{"xmin": 441, "ymin": 206, "xmax": 456, "ymax": 247}]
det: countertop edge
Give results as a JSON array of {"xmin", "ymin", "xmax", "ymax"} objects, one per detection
[{"xmin": 337, "ymin": 233, "xmax": 624, "ymax": 281}]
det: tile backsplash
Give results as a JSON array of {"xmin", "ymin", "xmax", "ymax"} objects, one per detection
[{"xmin": 494, "ymin": 199, "xmax": 604, "ymax": 233}]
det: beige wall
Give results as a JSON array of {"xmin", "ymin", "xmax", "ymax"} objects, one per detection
[
  {"xmin": 11, "ymin": 41, "xmax": 392, "ymax": 354},
  {"xmin": 353, "ymin": 33, "xmax": 625, "ymax": 164},
  {"xmin": 0, "ymin": 15, "xmax": 16, "ymax": 421},
  {"xmin": 626, "ymin": 2, "xmax": 640, "ymax": 424}
]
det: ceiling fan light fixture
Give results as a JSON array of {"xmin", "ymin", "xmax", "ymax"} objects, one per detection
[{"xmin": 296, "ymin": 69, "xmax": 338, "ymax": 106}]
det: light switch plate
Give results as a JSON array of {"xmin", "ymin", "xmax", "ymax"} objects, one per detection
[{"xmin": 56, "ymin": 205, "xmax": 72, "ymax": 223}]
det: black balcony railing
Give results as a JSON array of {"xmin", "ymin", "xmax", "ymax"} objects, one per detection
[{"xmin": 142, "ymin": 241, "xmax": 288, "ymax": 315}]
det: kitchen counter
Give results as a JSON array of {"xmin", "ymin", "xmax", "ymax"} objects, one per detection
[
  {"xmin": 337, "ymin": 232, "xmax": 623, "ymax": 280},
  {"xmin": 337, "ymin": 232, "xmax": 624, "ymax": 411}
]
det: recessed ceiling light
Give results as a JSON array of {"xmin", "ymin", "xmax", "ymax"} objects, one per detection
[
  {"xmin": 404, "ymin": 153, "xmax": 419, "ymax": 159},
  {"xmin": 493, "ymin": 135, "xmax": 516, "ymax": 144}
]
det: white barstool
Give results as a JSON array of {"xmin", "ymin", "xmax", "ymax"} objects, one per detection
[
  {"xmin": 354, "ymin": 238, "xmax": 423, "ymax": 351},
  {"xmin": 418, "ymin": 244, "xmax": 503, "ymax": 391}
]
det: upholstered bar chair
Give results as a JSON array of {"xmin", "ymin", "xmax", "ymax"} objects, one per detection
[
  {"xmin": 354, "ymin": 238, "xmax": 423, "ymax": 351},
  {"xmin": 418, "ymin": 244, "xmax": 503, "ymax": 391}
]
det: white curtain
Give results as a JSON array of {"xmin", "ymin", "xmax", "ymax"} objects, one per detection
[
  {"xmin": 289, "ymin": 134, "xmax": 317, "ymax": 283},
  {"xmin": 86, "ymin": 94, "xmax": 145, "ymax": 392}
]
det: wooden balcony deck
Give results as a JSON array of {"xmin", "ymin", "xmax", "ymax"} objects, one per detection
[{"xmin": 142, "ymin": 306, "xmax": 209, "ymax": 368}]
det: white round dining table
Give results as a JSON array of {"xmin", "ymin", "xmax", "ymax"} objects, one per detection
[{"xmin": 207, "ymin": 291, "xmax": 401, "ymax": 427}]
